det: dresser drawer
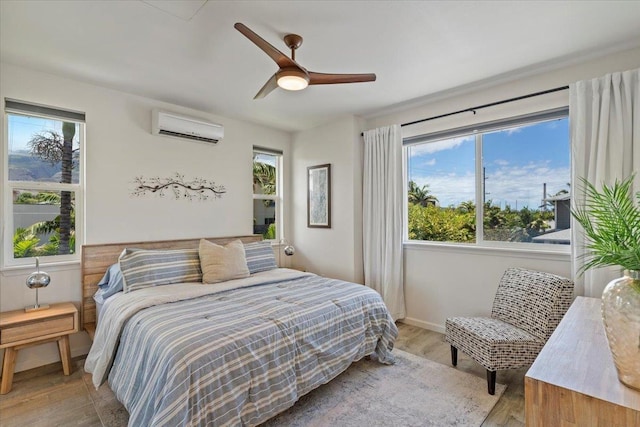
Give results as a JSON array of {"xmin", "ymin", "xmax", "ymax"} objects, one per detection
[{"xmin": 1, "ymin": 315, "xmax": 74, "ymax": 345}]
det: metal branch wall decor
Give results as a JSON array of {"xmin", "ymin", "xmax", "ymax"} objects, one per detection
[{"xmin": 131, "ymin": 173, "xmax": 226, "ymax": 201}]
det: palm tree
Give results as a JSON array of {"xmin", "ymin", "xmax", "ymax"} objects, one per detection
[
  {"xmin": 252, "ymin": 160, "xmax": 276, "ymax": 195},
  {"xmin": 27, "ymin": 122, "xmax": 77, "ymax": 255},
  {"xmin": 408, "ymin": 180, "xmax": 439, "ymax": 207},
  {"xmin": 458, "ymin": 200, "xmax": 475, "ymax": 213}
]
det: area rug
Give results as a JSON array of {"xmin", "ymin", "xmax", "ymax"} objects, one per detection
[{"xmin": 262, "ymin": 349, "xmax": 506, "ymax": 427}]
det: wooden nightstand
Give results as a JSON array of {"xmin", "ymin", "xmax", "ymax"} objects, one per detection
[{"xmin": 0, "ymin": 302, "xmax": 78, "ymax": 394}]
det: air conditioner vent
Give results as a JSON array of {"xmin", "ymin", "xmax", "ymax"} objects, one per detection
[{"xmin": 158, "ymin": 129, "xmax": 219, "ymax": 143}]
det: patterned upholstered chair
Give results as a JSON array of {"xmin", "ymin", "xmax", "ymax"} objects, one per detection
[{"xmin": 445, "ymin": 268, "xmax": 574, "ymax": 394}]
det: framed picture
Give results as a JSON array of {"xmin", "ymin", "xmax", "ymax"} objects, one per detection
[{"xmin": 307, "ymin": 163, "xmax": 331, "ymax": 228}]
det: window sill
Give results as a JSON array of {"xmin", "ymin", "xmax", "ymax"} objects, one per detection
[
  {"xmin": 403, "ymin": 241, "xmax": 570, "ymax": 261},
  {"xmin": 1, "ymin": 260, "xmax": 81, "ymax": 277}
]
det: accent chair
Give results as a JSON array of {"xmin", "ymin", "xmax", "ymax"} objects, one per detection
[{"xmin": 445, "ymin": 267, "xmax": 574, "ymax": 394}]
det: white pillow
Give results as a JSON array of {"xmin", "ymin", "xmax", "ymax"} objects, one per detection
[{"xmin": 199, "ymin": 239, "xmax": 250, "ymax": 283}]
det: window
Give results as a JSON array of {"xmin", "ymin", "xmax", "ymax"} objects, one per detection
[
  {"xmin": 4, "ymin": 99, "xmax": 85, "ymax": 266},
  {"xmin": 405, "ymin": 108, "xmax": 570, "ymax": 247},
  {"xmin": 252, "ymin": 147, "xmax": 282, "ymax": 240}
]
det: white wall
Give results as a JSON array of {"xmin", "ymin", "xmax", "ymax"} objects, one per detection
[
  {"xmin": 365, "ymin": 47, "xmax": 640, "ymax": 332},
  {"xmin": 0, "ymin": 62, "xmax": 291, "ymax": 372},
  {"xmin": 403, "ymin": 246, "xmax": 570, "ymax": 333},
  {"xmin": 290, "ymin": 116, "xmax": 364, "ymax": 283}
]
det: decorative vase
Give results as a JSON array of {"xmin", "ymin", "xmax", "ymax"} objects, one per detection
[{"xmin": 601, "ymin": 269, "xmax": 640, "ymax": 391}]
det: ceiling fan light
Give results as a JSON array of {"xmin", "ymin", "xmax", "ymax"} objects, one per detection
[{"xmin": 277, "ymin": 69, "xmax": 309, "ymax": 91}]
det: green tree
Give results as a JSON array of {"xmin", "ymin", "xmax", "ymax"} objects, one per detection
[
  {"xmin": 408, "ymin": 180, "xmax": 439, "ymax": 207},
  {"xmin": 408, "ymin": 204, "xmax": 475, "ymax": 242},
  {"xmin": 13, "ymin": 228, "xmax": 40, "ymax": 258},
  {"xmin": 483, "ymin": 201, "xmax": 508, "ymax": 229},
  {"xmin": 253, "ymin": 160, "xmax": 276, "ymax": 195},
  {"xmin": 15, "ymin": 191, "xmax": 61, "ymax": 205},
  {"xmin": 457, "ymin": 200, "xmax": 475, "ymax": 214}
]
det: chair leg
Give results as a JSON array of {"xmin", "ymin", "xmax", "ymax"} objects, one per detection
[
  {"xmin": 486, "ymin": 370, "xmax": 496, "ymax": 395},
  {"xmin": 450, "ymin": 346, "xmax": 458, "ymax": 366}
]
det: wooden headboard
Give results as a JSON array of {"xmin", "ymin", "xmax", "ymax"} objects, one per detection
[{"xmin": 81, "ymin": 235, "xmax": 262, "ymax": 339}]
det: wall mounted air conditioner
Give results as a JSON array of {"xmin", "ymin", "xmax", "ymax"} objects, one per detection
[{"xmin": 152, "ymin": 109, "xmax": 223, "ymax": 144}]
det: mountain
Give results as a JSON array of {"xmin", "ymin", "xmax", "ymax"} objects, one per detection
[{"xmin": 9, "ymin": 151, "xmax": 79, "ymax": 183}]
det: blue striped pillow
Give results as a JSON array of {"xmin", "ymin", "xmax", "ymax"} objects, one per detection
[
  {"xmin": 119, "ymin": 248, "xmax": 202, "ymax": 293},
  {"xmin": 244, "ymin": 241, "xmax": 278, "ymax": 274}
]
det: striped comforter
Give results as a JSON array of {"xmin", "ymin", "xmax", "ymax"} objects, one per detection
[{"xmin": 85, "ymin": 269, "xmax": 397, "ymax": 426}]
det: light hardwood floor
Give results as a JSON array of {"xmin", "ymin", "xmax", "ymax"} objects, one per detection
[{"xmin": 0, "ymin": 323, "xmax": 525, "ymax": 426}]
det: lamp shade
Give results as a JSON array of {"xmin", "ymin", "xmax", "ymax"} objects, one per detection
[
  {"xmin": 284, "ymin": 245, "xmax": 295, "ymax": 256},
  {"xmin": 276, "ymin": 69, "xmax": 309, "ymax": 91},
  {"xmin": 26, "ymin": 257, "xmax": 50, "ymax": 289}
]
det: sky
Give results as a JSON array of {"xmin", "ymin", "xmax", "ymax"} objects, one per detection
[
  {"xmin": 254, "ymin": 153, "xmax": 277, "ymax": 167},
  {"xmin": 407, "ymin": 117, "xmax": 570, "ymax": 210},
  {"xmin": 8, "ymin": 114, "xmax": 80, "ymax": 153}
]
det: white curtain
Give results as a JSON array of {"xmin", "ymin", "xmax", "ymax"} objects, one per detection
[
  {"xmin": 363, "ymin": 125, "xmax": 406, "ymax": 320},
  {"xmin": 570, "ymin": 68, "xmax": 640, "ymax": 297}
]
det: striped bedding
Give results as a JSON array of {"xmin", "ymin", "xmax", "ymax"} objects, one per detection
[{"xmin": 85, "ymin": 269, "xmax": 397, "ymax": 426}]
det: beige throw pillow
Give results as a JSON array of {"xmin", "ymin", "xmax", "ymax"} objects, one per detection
[{"xmin": 199, "ymin": 239, "xmax": 250, "ymax": 283}]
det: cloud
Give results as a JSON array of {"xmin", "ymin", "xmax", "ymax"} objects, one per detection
[
  {"xmin": 425, "ymin": 158, "xmax": 436, "ymax": 166},
  {"xmin": 545, "ymin": 120, "xmax": 560, "ymax": 129},
  {"xmin": 494, "ymin": 159, "xmax": 509, "ymax": 166},
  {"xmin": 410, "ymin": 161, "xmax": 570, "ymax": 209},
  {"xmin": 410, "ymin": 172, "xmax": 475, "ymax": 208},
  {"xmin": 485, "ymin": 163, "xmax": 570, "ymax": 208},
  {"xmin": 408, "ymin": 135, "xmax": 474, "ymax": 157},
  {"xmin": 501, "ymin": 121, "xmax": 537, "ymax": 136}
]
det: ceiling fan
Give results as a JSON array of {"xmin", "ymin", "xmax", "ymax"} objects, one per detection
[{"xmin": 234, "ymin": 23, "xmax": 376, "ymax": 99}]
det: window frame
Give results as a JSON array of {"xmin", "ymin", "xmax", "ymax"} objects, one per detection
[
  {"xmin": 252, "ymin": 146, "xmax": 283, "ymax": 242},
  {"xmin": 403, "ymin": 107, "xmax": 570, "ymax": 253},
  {"xmin": 3, "ymin": 100, "xmax": 85, "ymax": 268}
]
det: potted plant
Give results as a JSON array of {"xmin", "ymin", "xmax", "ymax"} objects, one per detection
[{"xmin": 572, "ymin": 174, "xmax": 640, "ymax": 390}]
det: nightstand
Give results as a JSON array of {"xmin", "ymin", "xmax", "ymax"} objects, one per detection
[{"xmin": 0, "ymin": 302, "xmax": 78, "ymax": 394}]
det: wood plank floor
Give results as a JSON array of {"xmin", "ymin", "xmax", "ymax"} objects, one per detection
[{"xmin": 0, "ymin": 322, "xmax": 525, "ymax": 426}]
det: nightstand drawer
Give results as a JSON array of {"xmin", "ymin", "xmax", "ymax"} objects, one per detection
[{"xmin": 1, "ymin": 315, "xmax": 74, "ymax": 345}]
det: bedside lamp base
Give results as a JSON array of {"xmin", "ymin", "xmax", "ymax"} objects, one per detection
[
  {"xmin": 25, "ymin": 304, "xmax": 50, "ymax": 313},
  {"xmin": 24, "ymin": 287, "xmax": 49, "ymax": 313}
]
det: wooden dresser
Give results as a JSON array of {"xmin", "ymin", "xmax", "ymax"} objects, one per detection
[{"xmin": 525, "ymin": 296, "xmax": 640, "ymax": 426}]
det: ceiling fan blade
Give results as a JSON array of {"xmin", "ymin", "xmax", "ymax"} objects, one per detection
[
  {"xmin": 234, "ymin": 23, "xmax": 298, "ymax": 69},
  {"xmin": 308, "ymin": 72, "xmax": 376, "ymax": 85},
  {"xmin": 254, "ymin": 74, "xmax": 279, "ymax": 99}
]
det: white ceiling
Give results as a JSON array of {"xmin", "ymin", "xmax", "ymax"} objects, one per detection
[{"xmin": 1, "ymin": 1, "xmax": 640, "ymax": 132}]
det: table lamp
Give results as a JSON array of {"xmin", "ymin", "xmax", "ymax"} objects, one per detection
[{"xmin": 278, "ymin": 239, "xmax": 295, "ymax": 267}]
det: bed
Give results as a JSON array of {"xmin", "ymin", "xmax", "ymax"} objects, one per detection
[{"xmin": 81, "ymin": 235, "xmax": 398, "ymax": 426}]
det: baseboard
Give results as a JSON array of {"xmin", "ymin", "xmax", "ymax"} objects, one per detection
[{"xmin": 399, "ymin": 317, "xmax": 446, "ymax": 334}]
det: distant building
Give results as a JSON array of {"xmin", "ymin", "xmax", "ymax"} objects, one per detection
[
  {"xmin": 532, "ymin": 193, "xmax": 571, "ymax": 245},
  {"xmin": 545, "ymin": 193, "xmax": 571, "ymax": 230}
]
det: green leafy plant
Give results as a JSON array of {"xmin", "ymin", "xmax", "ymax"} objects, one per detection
[
  {"xmin": 264, "ymin": 223, "xmax": 276, "ymax": 240},
  {"xmin": 571, "ymin": 175, "xmax": 640, "ymax": 275}
]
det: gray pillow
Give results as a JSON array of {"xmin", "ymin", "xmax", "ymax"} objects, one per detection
[
  {"xmin": 119, "ymin": 248, "xmax": 202, "ymax": 293},
  {"xmin": 244, "ymin": 241, "xmax": 278, "ymax": 274}
]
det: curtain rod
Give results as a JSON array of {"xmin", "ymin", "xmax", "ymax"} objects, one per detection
[{"xmin": 361, "ymin": 85, "xmax": 569, "ymax": 136}]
